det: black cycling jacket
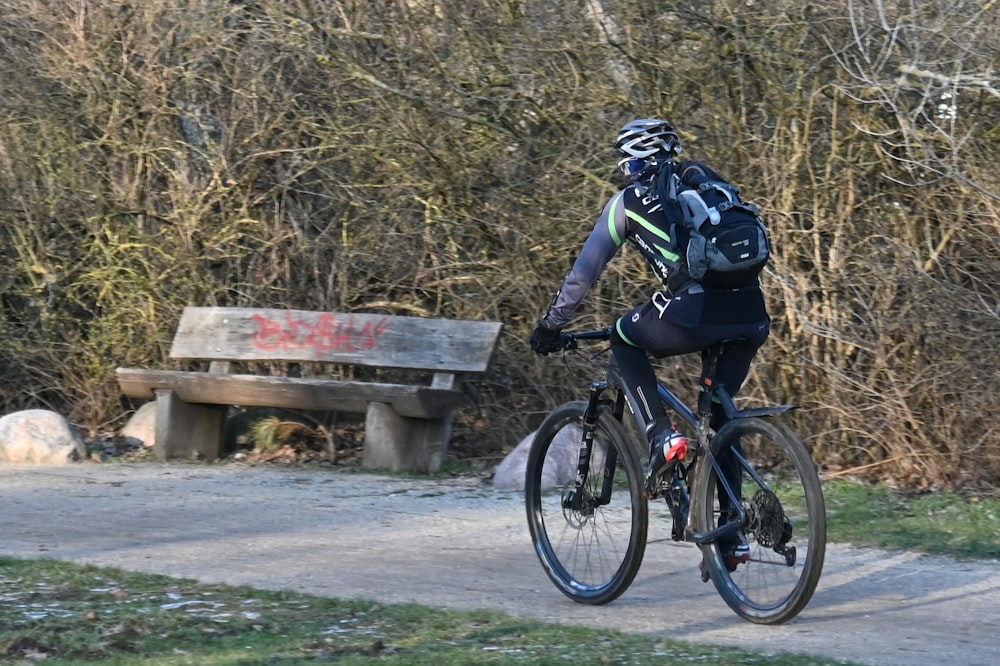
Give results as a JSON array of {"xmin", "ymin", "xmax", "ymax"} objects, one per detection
[{"xmin": 541, "ymin": 160, "xmax": 766, "ymax": 330}]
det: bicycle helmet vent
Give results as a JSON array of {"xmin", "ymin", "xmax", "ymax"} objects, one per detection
[{"xmin": 613, "ymin": 118, "xmax": 682, "ymax": 160}]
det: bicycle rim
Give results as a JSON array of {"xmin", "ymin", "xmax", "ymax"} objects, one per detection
[
  {"xmin": 693, "ymin": 416, "xmax": 826, "ymax": 624},
  {"xmin": 524, "ymin": 401, "xmax": 648, "ymax": 605}
]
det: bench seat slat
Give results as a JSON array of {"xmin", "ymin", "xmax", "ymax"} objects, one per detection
[{"xmin": 116, "ymin": 368, "xmax": 466, "ymax": 419}]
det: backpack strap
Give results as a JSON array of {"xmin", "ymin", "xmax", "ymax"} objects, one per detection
[
  {"xmin": 654, "ymin": 161, "xmax": 677, "ymax": 208},
  {"xmin": 677, "ymin": 188, "xmax": 728, "ymax": 229},
  {"xmin": 681, "ymin": 181, "xmax": 761, "ymax": 229}
]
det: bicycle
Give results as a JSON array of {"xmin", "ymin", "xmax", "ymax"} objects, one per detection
[{"xmin": 524, "ymin": 327, "xmax": 826, "ymax": 625}]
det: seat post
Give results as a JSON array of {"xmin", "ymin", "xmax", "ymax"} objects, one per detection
[
  {"xmin": 698, "ymin": 343, "xmax": 723, "ymax": 417},
  {"xmin": 698, "ymin": 338, "xmax": 746, "ymax": 419}
]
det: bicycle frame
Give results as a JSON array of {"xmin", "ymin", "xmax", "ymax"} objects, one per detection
[{"xmin": 567, "ymin": 327, "xmax": 797, "ymax": 547}]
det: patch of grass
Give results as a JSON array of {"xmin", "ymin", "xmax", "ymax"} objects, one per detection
[
  {"xmin": 822, "ymin": 478, "xmax": 1000, "ymax": 559},
  {"xmin": 0, "ymin": 557, "xmax": 857, "ymax": 666}
]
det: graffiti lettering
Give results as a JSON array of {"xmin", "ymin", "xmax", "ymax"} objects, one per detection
[{"xmin": 251, "ymin": 312, "xmax": 390, "ymax": 353}]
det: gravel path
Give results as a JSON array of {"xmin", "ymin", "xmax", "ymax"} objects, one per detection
[{"xmin": 1, "ymin": 462, "xmax": 998, "ymax": 666}]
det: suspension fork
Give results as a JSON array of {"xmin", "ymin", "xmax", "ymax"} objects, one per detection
[{"xmin": 564, "ymin": 380, "xmax": 619, "ymax": 510}]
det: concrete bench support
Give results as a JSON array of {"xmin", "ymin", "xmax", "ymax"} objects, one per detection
[
  {"xmin": 154, "ymin": 389, "xmax": 227, "ymax": 460},
  {"xmin": 363, "ymin": 402, "xmax": 451, "ymax": 473}
]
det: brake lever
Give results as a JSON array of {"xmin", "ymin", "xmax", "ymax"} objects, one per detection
[{"xmin": 560, "ymin": 334, "xmax": 578, "ymax": 351}]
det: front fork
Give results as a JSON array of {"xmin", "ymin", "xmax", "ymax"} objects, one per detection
[{"xmin": 562, "ymin": 381, "xmax": 621, "ymax": 511}]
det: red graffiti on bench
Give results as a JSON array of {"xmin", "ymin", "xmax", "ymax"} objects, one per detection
[{"xmin": 251, "ymin": 312, "xmax": 391, "ymax": 353}]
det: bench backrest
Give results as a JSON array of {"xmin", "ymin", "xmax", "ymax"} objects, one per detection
[{"xmin": 169, "ymin": 307, "xmax": 502, "ymax": 373}]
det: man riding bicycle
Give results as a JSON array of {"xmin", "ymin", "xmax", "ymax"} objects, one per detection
[{"xmin": 529, "ymin": 118, "xmax": 771, "ymax": 567}]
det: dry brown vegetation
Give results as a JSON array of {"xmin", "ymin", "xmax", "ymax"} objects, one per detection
[{"xmin": 1, "ymin": 0, "xmax": 998, "ymax": 490}]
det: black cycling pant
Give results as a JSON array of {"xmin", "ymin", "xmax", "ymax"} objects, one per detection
[{"xmin": 610, "ymin": 297, "xmax": 770, "ymax": 438}]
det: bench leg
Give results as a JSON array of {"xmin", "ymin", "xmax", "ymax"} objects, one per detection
[
  {"xmin": 154, "ymin": 389, "xmax": 227, "ymax": 461},
  {"xmin": 363, "ymin": 402, "xmax": 450, "ymax": 473}
]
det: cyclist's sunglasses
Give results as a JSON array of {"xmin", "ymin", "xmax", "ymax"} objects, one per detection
[{"xmin": 617, "ymin": 157, "xmax": 649, "ymax": 180}]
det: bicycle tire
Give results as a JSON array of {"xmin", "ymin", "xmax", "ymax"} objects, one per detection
[
  {"xmin": 691, "ymin": 416, "xmax": 826, "ymax": 624},
  {"xmin": 525, "ymin": 400, "xmax": 648, "ymax": 605}
]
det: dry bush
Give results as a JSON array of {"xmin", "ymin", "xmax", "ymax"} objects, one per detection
[
  {"xmin": 762, "ymin": 0, "xmax": 1000, "ymax": 488},
  {"xmin": 1, "ymin": 0, "xmax": 998, "ymax": 487}
]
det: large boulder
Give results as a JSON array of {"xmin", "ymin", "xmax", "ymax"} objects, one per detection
[
  {"xmin": 120, "ymin": 401, "xmax": 157, "ymax": 448},
  {"xmin": 0, "ymin": 409, "xmax": 86, "ymax": 465},
  {"xmin": 493, "ymin": 424, "xmax": 607, "ymax": 491}
]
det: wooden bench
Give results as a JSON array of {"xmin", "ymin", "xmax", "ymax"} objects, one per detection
[{"xmin": 116, "ymin": 306, "xmax": 503, "ymax": 473}]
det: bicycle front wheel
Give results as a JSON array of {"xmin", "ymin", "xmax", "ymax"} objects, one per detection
[
  {"xmin": 525, "ymin": 400, "xmax": 648, "ymax": 605},
  {"xmin": 691, "ymin": 416, "xmax": 826, "ymax": 624}
]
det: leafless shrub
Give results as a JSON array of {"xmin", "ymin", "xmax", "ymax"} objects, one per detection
[{"xmin": 1, "ymin": 0, "xmax": 998, "ymax": 487}]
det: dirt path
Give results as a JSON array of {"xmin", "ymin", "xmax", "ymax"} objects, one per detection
[{"xmin": 1, "ymin": 462, "xmax": 997, "ymax": 666}]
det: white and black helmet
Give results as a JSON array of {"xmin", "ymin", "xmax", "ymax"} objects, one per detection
[
  {"xmin": 613, "ymin": 118, "xmax": 682, "ymax": 159},
  {"xmin": 613, "ymin": 118, "xmax": 682, "ymax": 184}
]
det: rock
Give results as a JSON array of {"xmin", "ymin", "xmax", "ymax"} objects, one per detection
[
  {"xmin": 90, "ymin": 435, "xmax": 145, "ymax": 457},
  {"xmin": 0, "ymin": 409, "xmax": 86, "ymax": 465},
  {"xmin": 121, "ymin": 401, "xmax": 157, "ymax": 448},
  {"xmin": 493, "ymin": 424, "xmax": 607, "ymax": 491}
]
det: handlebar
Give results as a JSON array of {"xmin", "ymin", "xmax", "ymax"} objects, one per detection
[{"xmin": 557, "ymin": 326, "xmax": 613, "ymax": 351}]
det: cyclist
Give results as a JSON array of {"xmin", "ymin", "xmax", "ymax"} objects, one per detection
[{"xmin": 529, "ymin": 118, "xmax": 770, "ymax": 567}]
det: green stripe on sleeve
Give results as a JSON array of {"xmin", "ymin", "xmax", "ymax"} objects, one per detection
[{"xmin": 607, "ymin": 193, "xmax": 624, "ymax": 246}]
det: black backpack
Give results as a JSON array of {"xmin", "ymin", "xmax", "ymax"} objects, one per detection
[{"xmin": 657, "ymin": 165, "xmax": 770, "ymax": 288}]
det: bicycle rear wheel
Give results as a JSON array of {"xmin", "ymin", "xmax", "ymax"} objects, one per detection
[
  {"xmin": 691, "ymin": 416, "xmax": 826, "ymax": 624},
  {"xmin": 525, "ymin": 400, "xmax": 647, "ymax": 605}
]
